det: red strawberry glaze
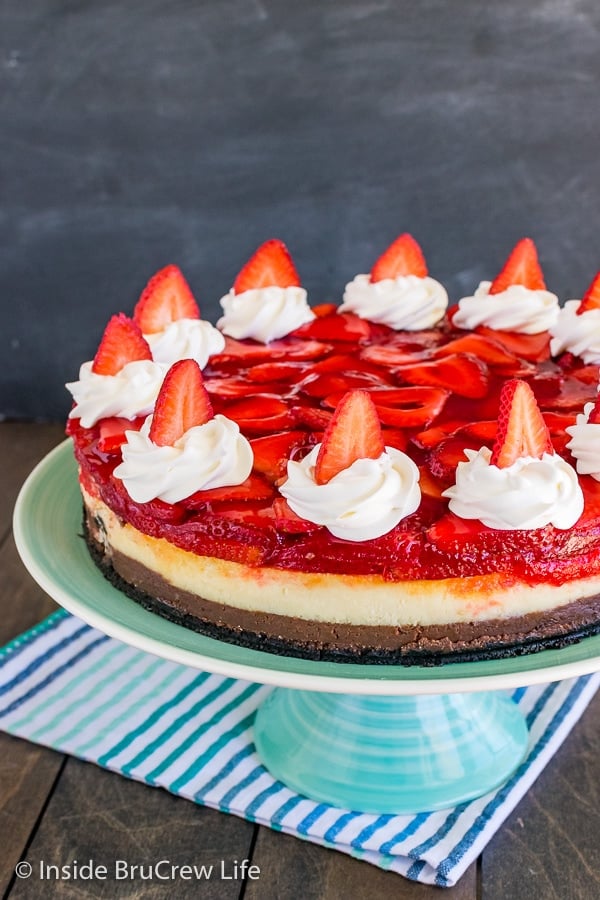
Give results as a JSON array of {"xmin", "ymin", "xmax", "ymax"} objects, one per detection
[{"xmin": 67, "ymin": 312, "xmax": 600, "ymax": 585}]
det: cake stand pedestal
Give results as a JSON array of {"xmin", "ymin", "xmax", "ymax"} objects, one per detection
[
  {"xmin": 253, "ymin": 689, "xmax": 527, "ymax": 814},
  {"xmin": 14, "ymin": 441, "xmax": 600, "ymax": 815}
]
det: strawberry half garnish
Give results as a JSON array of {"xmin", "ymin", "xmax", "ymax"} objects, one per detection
[
  {"xmin": 370, "ymin": 233, "xmax": 428, "ymax": 282},
  {"xmin": 92, "ymin": 313, "xmax": 152, "ymax": 375},
  {"xmin": 133, "ymin": 265, "xmax": 200, "ymax": 334},
  {"xmin": 233, "ymin": 239, "xmax": 301, "ymax": 293},
  {"xmin": 576, "ymin": 272, "xmax": 600, "ymax": 316},
  {"xmin": 488, "ymin": 238, "xmax": 546, "ymax": 295},
  {"xmin": 314, "ymin": 389, "xmax": 385, "ymax": 485},
  {"xmin": 149, "ymin": 359, "xmax": 213, "ymax": 447},
  {"xmin": 490, "ymin": 379, "xmax": 554, "ymax": 468}
]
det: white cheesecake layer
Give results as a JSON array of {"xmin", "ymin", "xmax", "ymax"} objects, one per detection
[{"xmin": 84, "ymin": 489, "xmax": 600, "ymax": 628}]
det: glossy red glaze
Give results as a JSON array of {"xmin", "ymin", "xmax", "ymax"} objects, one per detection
[{"xmin": 68, "ymin": 311, "xmax": 600, "ymax": 584}]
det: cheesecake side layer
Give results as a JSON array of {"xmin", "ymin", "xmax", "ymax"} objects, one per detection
[
  {"xmin": 84, "ymin": 494, "xmax": 600, "ymax": 662},
  {"xmin": 85, "ymin": 512, "xmax": 600, "ymax": 663}
]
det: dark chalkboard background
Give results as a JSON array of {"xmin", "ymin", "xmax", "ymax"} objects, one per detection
[{"xmin": 2, "ymin": 0, "xmax": 600, "ymax": 420}]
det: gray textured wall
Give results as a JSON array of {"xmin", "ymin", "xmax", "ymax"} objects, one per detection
[{"xmin": 2, "ymin": 0, "xmax": 600, "ymax": 420}]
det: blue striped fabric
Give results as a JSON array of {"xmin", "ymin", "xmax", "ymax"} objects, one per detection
[{"xmin": 0, "ymin": 610, "xmax": 597, "ymax": 887}]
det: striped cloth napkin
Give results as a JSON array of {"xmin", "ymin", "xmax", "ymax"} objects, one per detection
[{"xmin": 1, "ymin": 610, "xmax": 597, "ymax": 888}]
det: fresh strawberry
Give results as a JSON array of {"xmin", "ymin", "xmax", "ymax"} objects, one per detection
[
  {"xmin": 370, "ymin": 233, "xmax": 428, "ymax": 281},
  {"xmin": 98, "ymin": 416, "xmax": 144, "ymax": 453},
  {"xmin": 92, "ymin": 313, "xmax": 152, "ymax": 375},
  {"xmin": 133, "ymin": 265, "xmax": 199, "ymax": 333},
  {"xmin": 474, "ymin": 326, "xmax": 551, "ymax": 362},
  {"xmin": 576, "ymin": 271, "xmax": 600, "ymax": 315},
  {"xmin": 490, "ymin": 379, "xmax": 553, "ymax": 468},
  {"xmin": 587, "ymin": 395, "xmax": 600, "ymax": 424},
  {"xmin": 250, "ymin": 430, "xmax": 313, "ymax": 481},
  {"xmin": 233, "ymin": 239, "xmax": 301, "ymax": 293},
  {"xmin": 314, "ymin": 389, "xmax": 385, "ymax": 485},
  {"xmin": 301, "ymin": 371, "xmax": 383, "ymax": 399},
  {"xmin": 394, "ymin": 354, "xmax": 489, "ymax": 399},
  {"xmin": 488, "ymin": 237, "xmax": 546, "ymax": 294},
  {"xmin": 149, "ymin": 359, "xmax": 213, "ymax": 446}
]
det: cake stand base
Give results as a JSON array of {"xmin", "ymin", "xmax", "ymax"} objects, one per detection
[{"xmin": 254, "ymin": 688, "xmax": 529, "ymax": 814}]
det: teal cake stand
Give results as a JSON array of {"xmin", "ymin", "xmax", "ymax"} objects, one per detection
[
  {"xmin": 253, "ymin": 689, "xmax": 527, "ymax": 814},
  {"xmin": 15, "ymin": 441, "xmax": 600, "ymax": 815}
]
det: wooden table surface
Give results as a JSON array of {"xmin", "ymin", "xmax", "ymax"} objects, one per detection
[{"xmin": 2, "ymin": 422, "xmax": 600, "ymax": 899}]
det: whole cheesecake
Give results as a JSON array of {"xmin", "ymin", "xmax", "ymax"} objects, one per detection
[{"xmin": 66, "ymin": 237, "xmax": 600, "ymax": 664}]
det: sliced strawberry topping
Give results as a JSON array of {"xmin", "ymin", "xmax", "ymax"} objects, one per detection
[
  {"xmin": 576, "ymin": 271, "xmax": 600, "ymax": 316},
  {"xmin": 475, "ymin": 326, "xmax": 550, "ymax": 362},
  {"xmin": 490, "ymin": 379, "xmax": 554, "ymax": 468},
  {"xmin": 149, "ymin": 359, "xmax": 213, "ymax": 447},
  {"xmin": 323, "ymin": 386, "xmax": 449, "ymax": 429},
  {"xmin": 133, "ymin": 265, "xmax": 199, "ymax": 334},
  {"xmin": 293, "ymin": 311, "xmax": 371, "ymax": 343},
  {"xmin": 233, "ymin": 239, "xmax": 301, "ymax": 293},
  {"xmin": 587, "ymin": 395, "xmax": 600, "ymax": 424},
  {"xmin": 370, "ymin": 233, "xmax": 428, "ymax": 282},
  {"xmin": 92, "ymin": 313, "xmax": 152, "ymax": 375},
  {"xmin": 434, "ymin": 334, "xmax": 520, "ymax": 368},
  {"xmin": 210, "ymin": 337, "xmax": 331, "ymax": 364},
  {"xmin": 98, "ymin": 416, "xmax": 144, "ymax": 453},
  {"xmin": 272, "ymin": 498, "xmax": 321, "ymax": 533},
  {"xmin": 223, "ymin": 396, "xmax": 293, "ymax": 434},
  {"xmin": 184, "ymin": 474, "xmax": 274, "ymax": 507},
  {"xmin": 290, "ymin": 405, "xmax": 333, "ymax": 431},
  {"xmin": 488, "ymin": 237, "xmax": 546, "ymax": 294},
  {"xmin": 250, "ymin": 430, "xmax": 313, "ymax": 481},
  {"xmin": 314, "ymin": 389, "xmax": 385, "ymax": 485},
  {"xmin": 246, "ymin": 361, "xmax": 305, "ymax": 383},
  {"xmin": 394, "ymin": 354, "xmax": 489, "ymax": 399}
]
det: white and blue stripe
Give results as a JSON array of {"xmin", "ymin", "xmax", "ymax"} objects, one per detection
[{"xmin": 0, "ymin": 610, "xmax": 597, "ymax": 888}]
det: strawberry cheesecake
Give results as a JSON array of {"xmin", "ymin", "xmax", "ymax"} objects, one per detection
[{"xmin": 66, "ymin": 237, "xmax": 600, "ymax": 663}]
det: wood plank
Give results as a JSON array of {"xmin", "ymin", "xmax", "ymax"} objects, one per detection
[
  {"xmin": 0, "ymin": 423, "xmax": 65, "ymax": 534},
  {"xmin": 481, "ymin": 693, "xmax": 600, "ymax": 899},
  {"xmin": 244, "ymin": 826, "xmax": 478, "ymax": 899},
  {"xmin": 8, "ymin": 757, "xmax": 256, "ymax": 899},
  {"xmin": 0, "ymin": 423, "xmax": 66, "ymax": 894},
  {"xmin": 0, "ymin": 737, "xmax": 64, "ymax": 897}
]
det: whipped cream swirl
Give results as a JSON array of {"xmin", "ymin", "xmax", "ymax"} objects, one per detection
[
  {"xmin": 340, "ymin": 273, "xmax": 448, "ymax": 330},
  {"xmin": 66, "ymin": 360, "xmax": 167, "ymax": 429},
  {"xmin": 217, "ymin": 286, "xmax": 315, "ymax": 343},
  {"xmin": 453, "ymin": 281, "xmax": 559, "ymax": 334},
  {"xmin": 549, "ymin": 300, "xmax": 600, "ymax": 364},
  {"xmin": 113, "ymin": 415, "xmax": 253, "ymax": 504},
  {"xmin": 442, "ymin": 447, "xmax": 583, "ymax": 530},
  {"xmin": 145, "ymin": 319, "xmax": 225, "ymax": 368},
  {"xmin": 566, "ymin": 402, "xmax": 600, "ymax": 480},
  {"xmin": 279, "ymin": 446, "xmax": 421, "ymax": 541}
]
